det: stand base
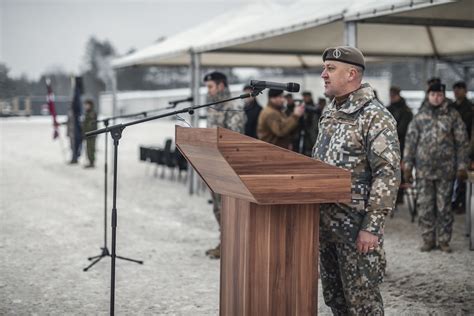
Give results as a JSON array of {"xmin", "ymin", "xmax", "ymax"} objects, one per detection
[{"xmin": 83, "ymin": 247, "xmax": 143, "ymax": 272}]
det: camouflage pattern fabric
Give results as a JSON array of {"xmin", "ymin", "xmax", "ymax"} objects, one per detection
[
  {"xmin": 206, "ymin": 88, "xmax": 244, "ymax": 133},
  {"xmin": 312, "ymin": 83, "xmax": 400, "ymax": 314},
  {"xmin": 404, "ymin": 100, "xmax": 469, "ymax": 180},
  {"xmin": 211, "ymin": 191, "xmax": 221, "ymax": 227},
  {"xmin": 206, "ymin": 88, "xmax": 244, "ymax": 232},
  {"xmin": 404, "ymin": 101, "xmax": 468, "ymax": 244},
  {"xmin": 82, "ymin": 109, "xmax": 97, "ymax": 165},
  {"xmin": 312, "ymin": 83, "xmax": 401, "ymax": 243},
  {"xmin": 320, "ymin": 241, "xmax": 385, "ymax": 315},
  {"xmin": 416, "ymin": 178, "xmax": 454, "ymax": 244}
]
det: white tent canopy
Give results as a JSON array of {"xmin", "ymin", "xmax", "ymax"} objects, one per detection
[
  {"xmin": 110, "ymin": 0, "xmax": 473, "ymax": 195},
  {"xmin": 112, "ymin": 0, "xmax": 474, "ymax": 69}
]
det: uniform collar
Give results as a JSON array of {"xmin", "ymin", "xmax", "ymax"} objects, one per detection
[
  {"xmin": 328, "ymin": 83, "xmax": 375, "ymax": 115},
  {"xmin": 425, "ymin": 100, "xmax": 449, "ymax": 114}
]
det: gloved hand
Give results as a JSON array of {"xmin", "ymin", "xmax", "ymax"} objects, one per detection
[
  {"xmin": 457, "ymin": 169, "xmax": 468, "ymax": 181},
  {"xmin": 403, "ymin": 167, "xmax": 413, "ymax": 183}
]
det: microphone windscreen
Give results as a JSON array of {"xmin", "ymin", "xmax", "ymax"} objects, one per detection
[{"xmin": 288, "ymin": 82, "xmax": 300, "ymax": 93}]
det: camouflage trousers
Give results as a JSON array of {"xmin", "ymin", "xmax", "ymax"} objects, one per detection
[
  {"xmin": 86, "ymin": 137, "xmax": 96, "ymax": 165},
  {"xmin": 211, "ymin": 192, "xmax": 221, "ymax": 229},
  {"xmin": 320, "ymin": 241, "xmax": 386, "ymax": 315},
  {"xmin": 416, "ymin": 178, "xmax": 454, "ymax": 244}
]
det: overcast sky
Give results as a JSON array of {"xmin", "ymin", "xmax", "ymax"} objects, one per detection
[{"xmin": 1, "ymin": 0, "xmax": 264, "ymax": 79}]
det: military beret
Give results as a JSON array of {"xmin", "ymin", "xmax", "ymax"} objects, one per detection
[
  {"xmin": 203, "ymin": 71, "xmax": 227, "ymax": 83},
  {"xmin": 453, "ymin": 81, "xmax": 467, "ymax": 90},
  {"xmin": 268, "ymin": 89, "xmax": 284, "ymax": 98},
  {"xmin": 428, "ymin": 82, "xmax": 446, "ymax": 93},
  {"xmin": 322, "ymin": 46, "xmax": 365, "ymax": 70}
]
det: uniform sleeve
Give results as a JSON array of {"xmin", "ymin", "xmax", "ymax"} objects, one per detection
[
  {"xmin": 92, "ymin": 113, "xmax": 98, "ymax": 130},
  {"xmin": 207, "ymin": 106, "xmax": 225, "ymax": 128},
  {"xmin": 403, "ymin": 119, "xmax": 419, "ymax": 170},
  {"xmin": 452, "ymin": 111, "xmax": 469, "ymax": 171},
  {"xmin": 266, "ymin": 112, "xmax": 299, "ymax": 137},
  {"xmin": 361, "ymin": 114, "xmax": 401, "ymax": 236},
  {"xmin": 224, "ymin": 100, "xmax": 245, "ymax": 133}
]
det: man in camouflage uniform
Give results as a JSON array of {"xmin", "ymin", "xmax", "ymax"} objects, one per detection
[
  {"xmin": 204, "ymin": 71, "xmax": 244, "ymax": 259},
  {"xmin": 82, "ymin": 99, "xmax": 97, "ymax": 168},
  {"xmin": 404, "ymin": 83, "xmax": 468, "ymax": 253},
  {"xmin": 312, "ymin": 46, "xmax": 401, "ymax": 315}
]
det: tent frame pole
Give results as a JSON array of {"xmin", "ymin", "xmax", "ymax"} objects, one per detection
[{"xmin": 189, "ymin": 52, "xmax": 201, "ymax": 195}]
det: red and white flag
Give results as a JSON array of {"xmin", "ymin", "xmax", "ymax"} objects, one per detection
[{"xmin": 46, "ymin": 78, "xmax": 59, "ymax": 139}]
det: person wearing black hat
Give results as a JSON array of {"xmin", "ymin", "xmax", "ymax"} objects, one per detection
[
  {"xmin": 452, "ymin": 81, "xmax": 472, "ymax": 142},
  {"xmin": 313, "ymin": 46, "xmax": 401, "ymax": 314},
  {"xmin": 404, "ymin": 82, "xmax": 469, "ymax": 253},
  {"xmin": 284, "ymin": 93, "xmax": 304, "ymax": 152},
  {"xmin": 419, "ymin": 77, "xmax": 453, "ymax": 111},
  {"xmin": 204, "ymin": 71, "xmax": 244, "ymax": 259},
  {"xmin": 257, "ymin": 89, "xmax": 304, "ymax": 149},
  {"xmin": 242, "ymin": 84, "xmax": 262, "ymax": 139},
  {"xmin": 451, "ymin": 81, "xmax": 473, "ymax": 213},
  {"xmin": 300, "ymin": 91, "xmax": 319, "ymax": 156}
]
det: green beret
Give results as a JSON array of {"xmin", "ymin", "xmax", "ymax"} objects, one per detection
[{"xmin": 322, "ymin": 46, "xmax": 365, "ymax": 70}]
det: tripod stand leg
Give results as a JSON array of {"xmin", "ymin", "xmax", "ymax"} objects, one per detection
[
  {"xmin": 84, "ymin": 255, "xmax": 105, "ymax": 272},
  {"xmin": 88, "ymin": 254, "xmax": 102, "ymax": 261},
  {"xmin": 116, "ymin": 255, "xmax": 143, "ymax": 264}
]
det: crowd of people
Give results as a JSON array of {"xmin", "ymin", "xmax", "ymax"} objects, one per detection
[
  {"xmin": 61, "ymin": 47, "xmax": 472, "ymax": 314},
  {"xmin": 202, "ymin": 45, "xmax": 473, "ymax": 314}
]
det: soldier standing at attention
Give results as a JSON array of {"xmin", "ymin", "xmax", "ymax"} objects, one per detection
[
  {"xmin": 312, "ymin": 46, "xmax": 401, "ymax": 315},
  {"xmin": 82, "ymin": 99, "xmax": 97, "ymax": 168},
  {"xmin": 404, "ymin": 83, "xmax": 469, "ymax": 253},
  {"xmin": 204, "ymin": 71, "xmax": 244, "ymax": 259}
]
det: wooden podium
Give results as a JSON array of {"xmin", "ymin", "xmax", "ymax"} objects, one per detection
[{"xmin": 176, "ymin": 126, "xmax": 351, "ymax": 315}]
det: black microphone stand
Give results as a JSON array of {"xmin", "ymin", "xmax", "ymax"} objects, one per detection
[
  {"xmin": 84, "ymin": 111, "xmax": 153, "ymax": 272},
  {"xmin": 84, "ymin": 102, "xmax": 192, "ymax": 271},
  {"xmin": 84, "ymin": 88, "xmax": 263, "ymax": 315}
]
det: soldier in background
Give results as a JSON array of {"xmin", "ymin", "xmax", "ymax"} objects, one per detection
[
  {"xmin": 404, "ymin": 83, "xmax": 469, "ymax": 253},
  {"xmin": 257, "ymin": 89, "xmax": 304, "ymax": 149},
  {"xmin": 284, "ymin": 93, "xmax": 304, "ymax": 153},
  {"xmin": 301, "ymin": 91, "xmax": 318, "ymax": 156},
  {"xmin": 451, "ymin": 81, "xmax": 473, "ymax": 213},
  {"xmin": 313, "ymin": 46, "xmax": 400, "ymax": 314},
  {"xmin": 387, "ymin": 86, "xmax": 413, "ymax": 204},
  {"xmin": 242, "ymin": 84, "xmax": 262, "ymax": 139},
  {"xmin": 82, "ymin": 99, "xmax": 97, "ymax": 168},
  {"xmin": 204, "ymin": 71, "xmax": 244, "ymax": 259}
]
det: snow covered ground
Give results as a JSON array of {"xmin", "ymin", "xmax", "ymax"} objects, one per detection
[{"xmin": 0, "ymin": 117, "xmax": 473, "ymax": 315}]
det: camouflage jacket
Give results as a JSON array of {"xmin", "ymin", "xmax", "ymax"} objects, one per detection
[
  {"xmin": 312, "ymin": 83, "xmax": 401, "ymax": 243},
  {"xmin": 82, "ymin": 110, "xmax": 98, "ymax": 134},
  {"xmin": 206, "ymin": 88, "xmax": 244, "ymax": 133},
  {"xmin": 404, "ymin": 100, "xmax": 469, "ymax": 180}
]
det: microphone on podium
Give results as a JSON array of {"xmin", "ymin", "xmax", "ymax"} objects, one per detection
[{"xmin": 249, "ymin": 80, "xmax": 300, "ymax": 93}]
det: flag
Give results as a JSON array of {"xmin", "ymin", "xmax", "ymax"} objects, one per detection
[{"xmin": 46, "ymin": 78, "xmax": 59, "ymax": 139}]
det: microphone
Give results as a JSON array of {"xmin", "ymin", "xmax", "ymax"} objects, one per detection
[
  {"xmin": 168, "ymin": 96, "xmax": 193, "ymax": 105},
  {"xmin": 249, "ymin": 80, "xmax": 300, "ymax": 93}
]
